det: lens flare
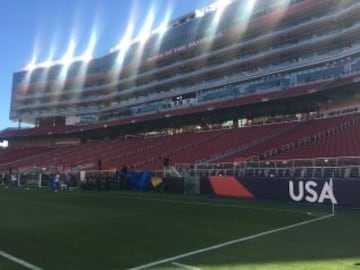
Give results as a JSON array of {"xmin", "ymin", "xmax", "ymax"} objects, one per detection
[
  {"xmin": 153, "ymin": 5, "xmax": 172, "ymax": 38},
  {"xmin": 135, "ymin": 6, "xmax": 155, "ymax": 44},
  {"xmin": 149, "ymin": 5, "xmax": 172, "ymax": 61},
  {"xmin": 60, "ymin": 39, "xmax": 77, "ymax": 66},
  {"xmin": 80, "ymin": 30, "xmax": 97, "ymax": 62},
  {"xmin": 25, "ymin": 49, "xmax": 38, "ymax": 72},
  {"xmin": 25, "ymin": 61, "xmax": 36, "ymax": 72}
]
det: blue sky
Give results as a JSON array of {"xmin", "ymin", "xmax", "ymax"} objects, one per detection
[{"xmin": 0, "ymin": 0, "xmax": 209, "ymax": 130}]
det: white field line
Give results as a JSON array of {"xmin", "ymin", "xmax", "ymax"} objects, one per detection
[
  {"xmin": 0, "ymin": 250, "xmax": 43, "ymax": 270},
  {"xmin": 68, "ymin": 191, "xmax": 360, "ymax": 213},
  {"xmin": 171, "ymin": 261, "xmax": 201, "ymax": 270},
  {"xmin": 110, "ymin": 193, "xmax": 313, "ymax": 216},
  {"xmin": 128, "ymin": 214, "xmax": 334, "ymax": 270}
]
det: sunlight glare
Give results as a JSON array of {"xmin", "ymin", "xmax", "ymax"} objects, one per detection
[
  {"xmin": 135, "ymin": 7, "xmax": 155, "ymax": 44},
  {"xmin": 60, "ymin": 39, "xmax": 76, "ymax": 66},
  {"xmin": 153, "ymin": 7, "xmax": 171, "ymax": 38},
  {"xmin": 80, "ymin": 30, "xmax": 97, "ymax": 62}
]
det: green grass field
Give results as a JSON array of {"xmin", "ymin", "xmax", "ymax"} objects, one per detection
[{"xmin": 0, "ymin": 187, "xmax": 359, "ymax": 270}]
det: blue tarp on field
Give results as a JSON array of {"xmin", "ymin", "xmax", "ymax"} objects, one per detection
[{"xmin": 128, "ymin": 170, "xmax": 154, "ymax": 191}]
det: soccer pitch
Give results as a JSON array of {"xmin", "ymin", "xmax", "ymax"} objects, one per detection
[{"xmin": 0, "ymin": 188, "xmax": 359, "ymax": 270}]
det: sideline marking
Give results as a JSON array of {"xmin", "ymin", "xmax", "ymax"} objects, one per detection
[
  {"xmin": 171, "ymin": 262, "xmax": 201, "ymax": 270},
  {"xmin": 106, "ymin": 193, "xmax": 313, "ymax": 216},
  {"xmin": 0, "ymin": 250, "xmax": 43, "ymax": 270},
  {"xmin": 128, "ymin": 214, "xmax": 334, "ymax": 270}
]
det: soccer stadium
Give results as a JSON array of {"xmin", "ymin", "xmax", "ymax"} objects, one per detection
[{"xmin": 0, "ymin": 0, "xmax": 360, "ymax": 269}]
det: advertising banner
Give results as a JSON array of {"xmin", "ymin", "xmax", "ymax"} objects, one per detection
[{"xmin": 200, "ymin": 176, "xmax": 360, "ymax": 207}]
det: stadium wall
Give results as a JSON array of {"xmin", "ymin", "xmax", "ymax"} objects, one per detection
[
  {"xmin": 199, "ymin": 176, "xmax": 360, "ymax": 207},
  {"xmin": 163, "ymin": 177, "xmax": 185, "ymax": 193},
  {"xmin": 8, "ymin": 137, "xmax": 80, "ymax": 148}
]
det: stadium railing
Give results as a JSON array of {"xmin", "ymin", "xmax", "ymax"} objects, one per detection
[{"xmin": 175, "ymin": 156, "xmax": 360, "ymax": 179}]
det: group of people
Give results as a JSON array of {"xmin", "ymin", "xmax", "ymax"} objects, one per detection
[
  {"xmin": 0, "ymin": 173, "xmax": 18, "ymax": 187},
  {"xmin": 49, "ymin": 173, "xmax": 72, "ymax": 192}
]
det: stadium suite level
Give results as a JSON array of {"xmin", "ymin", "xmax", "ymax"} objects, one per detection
[
  {"xmin": 1, "ymin": 0, "xmax": 360, "ymax": 176},
  {"xmin": 8, "ymin": 0, "xmax": 360, "ymax": 130}
]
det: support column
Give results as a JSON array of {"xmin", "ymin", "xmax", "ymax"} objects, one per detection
[{"xmin": 233, "ymin": 118, "xmax": 239, "ymax": 128}]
